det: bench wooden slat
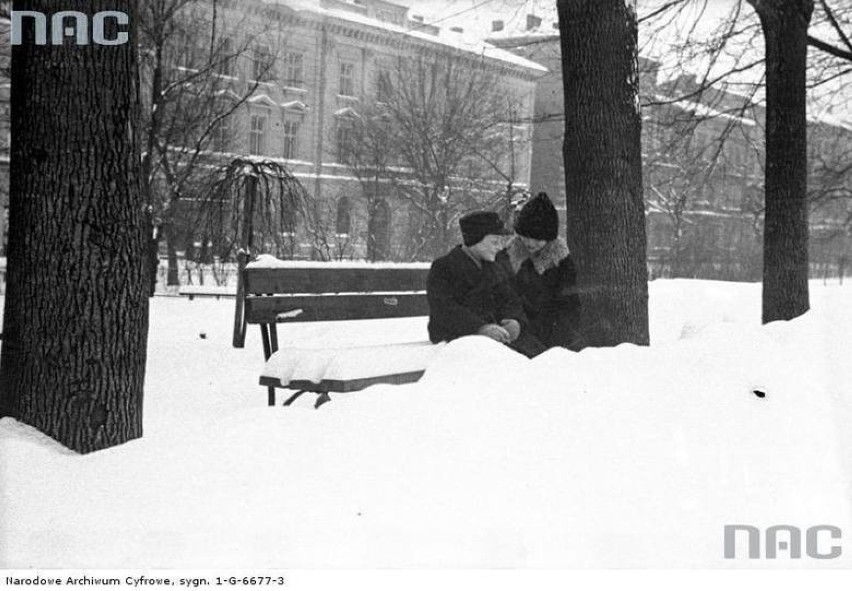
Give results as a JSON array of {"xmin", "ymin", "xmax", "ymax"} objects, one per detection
[
  {"xmin": 245, "ymin": 293, "xmax": 430, "ymax": 323},
  {"xmin": 260, "ymin": 370, "xmax": 426, "ymax": 394},
  {"xmin": 235, "ymin": 259, "xmax": 435, "ymax": 406},
  {"xmin": 245, "ymin": 267, "xmax": 429, "ymax": 295}
]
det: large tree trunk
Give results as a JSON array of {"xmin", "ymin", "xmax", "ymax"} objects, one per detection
[
  {"xmin": 557, "ymin": 0, "xmax": 649, "ymax": 347},
  {"xmin": 0, "ymin": 0, "xmax": 149, "ymax": 453},
  {"xmin": 747, "ymin": 0, "xmax": 813, "ymax": 323}
]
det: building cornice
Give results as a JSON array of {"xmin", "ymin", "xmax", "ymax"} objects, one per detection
[{"xmin": 252, "ymin": 0, "xmax": 543, "ymax": 82}]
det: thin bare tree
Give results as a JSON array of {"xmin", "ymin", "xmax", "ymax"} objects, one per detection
[
  {"xmin": 139, "ymin": 0, "xmax": 280, "ymax": 290},
  {"xmin": 339, "ymin": 53, "xmax": 531, "ymax": 260},
  {"xmin": 641, "ymin": 0, "xmax": 851, "ymax": 319}
]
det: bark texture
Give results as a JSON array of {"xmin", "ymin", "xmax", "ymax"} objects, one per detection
[
  {"xmin": 747, "ymin": 0, "xmax": 813, "ymax": 323},
  {"xmin": 0, "ymin": 0, "xmax": 149, "ymax": 453},
  {"xmin": 557, "ymin": 0, "xmax": 649, "ymax": 347}
]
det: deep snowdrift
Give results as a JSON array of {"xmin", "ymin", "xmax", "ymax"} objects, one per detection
[{"xmin": 1, "ymin": 279, "xmax": 851, "ymax": 568}]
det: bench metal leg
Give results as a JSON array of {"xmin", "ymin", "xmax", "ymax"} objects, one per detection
[
  {"xmin": 260, "ymin": 324, "xmax": 272, "ymax": 360},
  {"xmin": 269, "ymin": 324, "xmax": 278, "ymax": 353},
  {"xmin": 283, "ymin": 390, "xmax": 306, "ymax": 406},
  {"xmin": 267, "ymin": 386, "xmax": 276, "ymax": 407},
  {"xmin": 315, "ymin": 392, "xmax": 331, "ymax": 409}
]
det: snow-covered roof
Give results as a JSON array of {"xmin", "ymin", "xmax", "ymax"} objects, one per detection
[
  {"xmin": 646, "ymin": 93, "xmax": 757, "ymax": 127},
  {"xmin": 261, "ymin": 0, "xmax": 547, "ymax": 73}
]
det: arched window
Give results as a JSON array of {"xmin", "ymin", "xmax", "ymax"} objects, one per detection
[{"xmin": 336, "ymin": 197, "xmax": 352, "ymax": 236}]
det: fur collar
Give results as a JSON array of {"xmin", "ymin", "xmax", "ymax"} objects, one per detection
[{"xmin": 506, "ymin": 236, "xmax": 570, "ymax": 275}]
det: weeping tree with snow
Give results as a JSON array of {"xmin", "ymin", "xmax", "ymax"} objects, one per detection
[
  {"xmin": 197, "ymin": 158, "xmax": 313, "ymax": 261},
  {"xmin": 0, "ymin": 0, "xmax": 149, "ymax": 453},
  {"xmin": 557, "ymin": 0, "xmax": 650, "ymax": 347},
  {"xmin": 195, "ymin": 158, "xmax": 312, "ymax": 348}
]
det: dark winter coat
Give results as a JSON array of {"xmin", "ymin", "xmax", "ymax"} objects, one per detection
[
  {"xmin": 427, "ymin": 245, "xmax": 528, "ymax": 342},
  {"xmin": 498, "ymin": 237, "xmax": 583, "ymax": 350}
]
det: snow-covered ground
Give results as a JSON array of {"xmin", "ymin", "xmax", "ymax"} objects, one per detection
[{"xmin": 1, "ymin": 278, "xmax": 851, "ymax": 568}]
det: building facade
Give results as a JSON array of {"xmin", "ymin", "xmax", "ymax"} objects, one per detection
[
  {"xmin": 488, "ymin": 16, "xmax": 852, "ymax": 280},
  {"xmin": 0, "ymin": 1, "xmax": 542, "ymax": 266},
  {"xmin": 166, "ymin": 0, "xmax": 543, "ymax": 262}
]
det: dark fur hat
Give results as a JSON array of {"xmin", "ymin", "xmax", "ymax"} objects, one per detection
[
  {"xmin": 515, "ymin": 192, "xmax": 558, "ymax": 241},
  {"xmin": 459, "ymin": 211, "xmax": 510, "ymax": 246}
]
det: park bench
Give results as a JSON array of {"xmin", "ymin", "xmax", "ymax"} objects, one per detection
[{"xmin": 232, "ymin": 255, "xmax": 440, "ymax": 407}]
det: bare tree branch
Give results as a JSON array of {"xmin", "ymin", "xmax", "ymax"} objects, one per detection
[{"xmin": 808, "ymin": 34, "xmax": 852, "ymax": 62}]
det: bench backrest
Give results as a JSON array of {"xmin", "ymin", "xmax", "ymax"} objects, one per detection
[{"xmin": 232, "ymin": 259, "xmax": 431, "ymax": 348}]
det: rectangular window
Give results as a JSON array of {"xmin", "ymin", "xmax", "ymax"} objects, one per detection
[
  {"xmin": 339, "ymin": 62, "xmax": 355, "ymax": 96},
  {"xmin": 216, "ymin": 38, "xmax": 234, "ymax": 77},
  {"xmin": 282, "ymin": 121, "xmax": 300, "ymax": 160},
  {"xmin": 179, "ymin": 38, "xmax": 198, "ymax": 70},
  {"xmin": 212, "ymin": 117, "xmax": 231, "ymax": 152},
  {"xmin": 375, "ymin": 10, "xmax": 403, "ymax": 25},
  {"xmin": 284, "ymin": 52, "xmax": 304, "ymax": 87},
  {"xmin": 337, "ymin": 124, "xmax": 353, "ymax": 163},
  {"xmin": 376, "ymin": 70, "xmax": 392, "ymax": 102},
  {"xmin": 252, "ymin": 45, "xmax": 272, "ymax": 82},
  {"xmin": 250, "ymin": 114, "xmax": 267, "ymax": 155}
]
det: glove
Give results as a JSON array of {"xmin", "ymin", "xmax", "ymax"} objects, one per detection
[
  {"xmin": 477, "ymin": 323, "xmax": 511, "ymax": 344},
  {"xmin": 500, "ymin": 319, "xmax": 521, "ymax": 342}
]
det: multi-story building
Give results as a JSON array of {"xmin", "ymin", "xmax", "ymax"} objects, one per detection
[
  {"xmin": 165, "ymin": 0, "xmax": 544, "ymax": 262},
  {"xmin": 488, "ymin": 15, "xmax": 852, "ymax": 280},
  {"xmin": 0, "ymin": 1, "xmax": 543, "ymax": 265},
  {"xmin": 642, "ymin": 72, "xmax": 768, "ymax": 280}
]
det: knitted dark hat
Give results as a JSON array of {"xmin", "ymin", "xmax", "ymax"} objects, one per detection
[
  {"xmin": 459, "ymin": 211, "xmax": 510, "ymax": 246},
  {"xmin": 515, "ymin": 192, "xmax": 558, "ymax": 241}
]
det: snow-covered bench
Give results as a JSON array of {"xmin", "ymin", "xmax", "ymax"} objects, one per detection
[{"xmin": 232, "ymin": 255, "xmax": 437, "ymax": 407}]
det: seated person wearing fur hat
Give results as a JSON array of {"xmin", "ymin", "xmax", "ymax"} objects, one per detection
[
  {"xmin": 427, "ymin": 211, "xmax": 547, "ymax": 359},
  {"xmin": 498, "ymin": 192, "xmax": 583, "ymax": 351}
]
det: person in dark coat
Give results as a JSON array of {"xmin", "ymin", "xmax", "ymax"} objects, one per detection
[
  {"xmin": 427, "ymin": 211, "xmax": 547, "ymax": 358},
  {"xmin": 498, "ymin": 192, "xmax": 583, "ymax": 351}
]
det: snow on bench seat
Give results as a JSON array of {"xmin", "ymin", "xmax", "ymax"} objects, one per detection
[
  {"xmin": 235, "ymin": 254, "xmax": 434, "ymax": 406},
  {"xmin": 259, "ymin": 341, "xmax": 445, "ymax": 393}
]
